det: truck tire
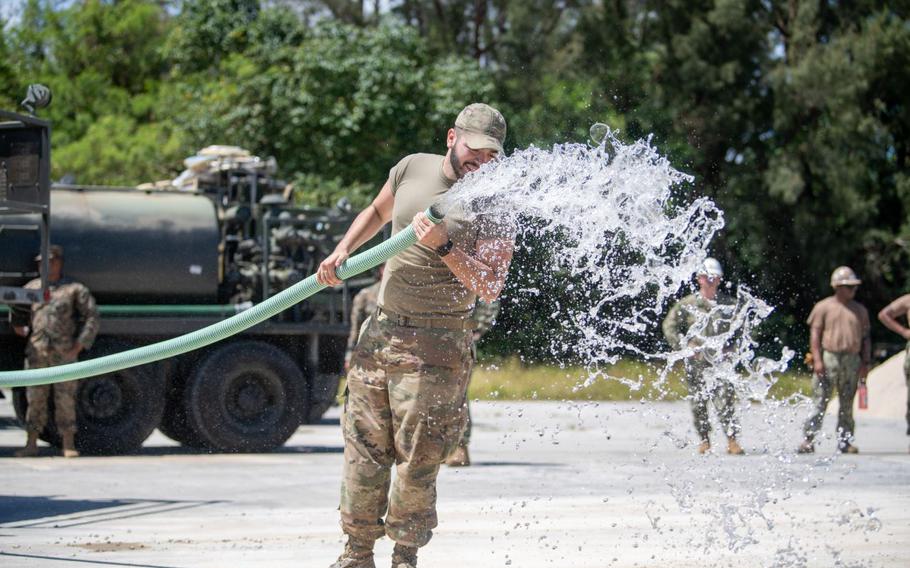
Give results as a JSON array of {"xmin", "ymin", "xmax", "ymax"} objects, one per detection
[
  {"xmin": 10, "ymin": 341, "xmax": 166, "ymax": 455},
  {"xmin": 185, "ymin": 341, "xmax": 306, "ymax": 452},
  {"xmin": 158, "ymin": 372, "xmax": 206, "ymax": 448}
]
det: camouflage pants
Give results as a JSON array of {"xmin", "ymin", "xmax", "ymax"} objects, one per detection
[
  {"xmin": 803, "ymin": 350, "xmax": 860, "ymax": 444},
  {"xmin": 685, "ymin": 359, "xmax": 740, "ymax": 442},
  {"xmin": 340, "ymin": 312, "xmax": 473, "ymax": 547},
  {"xmin": 24, "ymin": 354, "xmax": 79, "ymax": 436}
]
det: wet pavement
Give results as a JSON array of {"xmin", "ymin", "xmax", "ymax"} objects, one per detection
[{"xmin": 1, "ymin": 396, "xmax": 908, "ymax": 567}]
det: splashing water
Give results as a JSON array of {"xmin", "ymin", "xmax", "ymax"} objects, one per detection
[{"xmin": 439, "ymin": 126, "xmax": 873, "ymax": 562}]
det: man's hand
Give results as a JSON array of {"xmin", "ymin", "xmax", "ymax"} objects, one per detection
[
  {"xmin": 813, "ymin": 359, "xmax": 825, "ymax": 376},
  {"xmin": 316, "ymin": 248, "xmax": 350, "ymax": 286},
  {"xmin": 901, "ymin": 328, "xmax": 910, "ymax": 341},
  {"xmin": 65, "ymin": 342, "xmax": 83, "ymax": 362},
  {"xmin": 12, "ymin": 325, "xmax": 29, "ymax": 338},
  {"xmin": 412, "ymin": 212, "xmax": 448, "ymax": 249}
]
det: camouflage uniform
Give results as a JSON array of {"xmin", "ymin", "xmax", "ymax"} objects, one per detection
[
  {"xmin": 662, "ymin": 293, "xmax": 740, "ymax": 442},
  {"xmin": 803, "ymin": 351, "xmax": 861, "ymax": 444},
  {"xmin": 459, "ymin": 299, "xmax": 500, "ymax": 445},
  {"xmin": 10, "ymin": 277, "xmax": 99, "ymax": 436},
  {"xmin": 346, "ymin": 281, "xmax": 381, "ymax": 367},
  {"xmin": 341, "ymin": 310, "xmax": 473, "ymax": 547}
]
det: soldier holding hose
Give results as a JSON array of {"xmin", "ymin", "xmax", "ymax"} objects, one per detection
[{"xmin": 316, "ymin": 103, "xmax": 514, "ymax": 568}]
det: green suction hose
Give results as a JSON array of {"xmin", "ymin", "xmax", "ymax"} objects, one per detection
[{"xmin": 0, "ymin": 207, "xmax": 445, "ymax": 388}]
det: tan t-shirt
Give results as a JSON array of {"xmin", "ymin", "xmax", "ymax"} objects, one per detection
[
  {"xmin": 807, "ymin": 296, "xmax": 870, "ymax": 354},
  {"xmin": 378, "ymin": 153, "xmax": 507, "ymax": 320}
]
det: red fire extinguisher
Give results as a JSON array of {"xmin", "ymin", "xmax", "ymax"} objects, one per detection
[{"xmin": 858, "ymin": 380, "xmax": 868, "ymax": 410}]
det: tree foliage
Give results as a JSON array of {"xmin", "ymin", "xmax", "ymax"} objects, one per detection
[{"xmin": 4, "ymin": 0, "xmax": 909, "ymax": 358}]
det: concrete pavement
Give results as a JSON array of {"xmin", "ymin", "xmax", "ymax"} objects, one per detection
[{"xmin": 1, "ymin": 396, "xmax": 908, "ymax": 567}]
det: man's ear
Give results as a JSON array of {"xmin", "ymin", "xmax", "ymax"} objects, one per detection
[{"xmin": 446, "ymin": 128, "xmax": 457, "ymax": 149}]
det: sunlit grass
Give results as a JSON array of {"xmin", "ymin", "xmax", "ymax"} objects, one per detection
[{"xmin": 468, "ymin": 357, "xmax": 813, "ymax": 402}]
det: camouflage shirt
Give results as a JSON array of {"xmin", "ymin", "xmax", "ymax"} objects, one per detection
[
  {"xmin": 661, "ymin": 292, "xmax": 735, "ymax": 351},
  {"xmin": 10, "ymin": 277, "xmax": 100, "ymax": 361},
  {"xmin": 347, "ymin": 281, "xmax": 382, "ymax": 354}
]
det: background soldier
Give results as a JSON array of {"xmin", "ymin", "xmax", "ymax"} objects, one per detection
[
  {"xmin": 662, "ymin": 258, "xmax": 744, "ymax": 455},
  {"xmin": 878, "ymin": 293, "xmax": 910, "ymax": 441},
  {"xmin": 798, "ymin": 266, "xmax": 870, "ymax": 454},
  {"xmin": 316, "ymin": 103, "xmax": 513, "ymax": 568},
  {"xmin": 445, "ymin": 298, "xmax": 500, "ymax": 467},
  {"xmin": 9, "ymin": 245, "xmax": 99, "ymax": 458},
  {"xmin": 345, "ymin": 265, "xmax": 384, "ymax": 372}
]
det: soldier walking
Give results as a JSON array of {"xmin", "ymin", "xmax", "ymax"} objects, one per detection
[
  {"xmin": 662, "ymin": 258, "xmax": 745, "ymax": 455},
  {"xmin": 9, "ymin": 245, "xmax": 99, "ymax": 458},
  {"xmin": 878, "ymin": 292, "xmax": 910, "ymax": 443},
  {"xmin": 798, "ymin": 266, "xmax": 870, "ymax": 454},
  {"xmin": 444, "ymin": 298, "xmax": 500, "ymax": 467},
  {"xmin": 316, "ymin": 103, "xmax": 513, "ymax": 568}
]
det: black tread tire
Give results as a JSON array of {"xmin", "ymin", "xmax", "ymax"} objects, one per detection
[
  {"xmin": 11, "ymin": 340, "xmax": 166, "ymax": 455},
  {"xmin": 185, "ymin": 341, "xmax": 306, "ymax": 452},
  {"xmin": 158, "ymin": 371, "xmax": 206, "ymax": 448}
]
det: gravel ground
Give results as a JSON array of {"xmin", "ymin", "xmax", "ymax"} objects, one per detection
[{"xmin": 1, "ymin": 395, "xmax": 908, "ymax": 567}]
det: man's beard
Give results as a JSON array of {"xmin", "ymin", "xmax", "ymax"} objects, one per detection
[{"xmin": 449, "ymin": 140, "xmax": 479, "ymax": 179}]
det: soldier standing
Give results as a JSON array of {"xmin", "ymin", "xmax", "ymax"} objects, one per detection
[
  {"xmin": 798, "ymin": 266, "xmax": 870, "ymax": 454},
  {"xmin": 445, "ymin": 298, "xmax": 500, "ymax": 467},
  {"xmin": 662, "ymin": 258, "xmax": 745, "ymax": 455},
  {"xmin": 316, "ymin": 103, "xmax": 513, "ymax": 568},
  {"xmin": 878, "ymin": 293, "xmax": 910, "ymax": 440},
  {"xmin": 9, "ymin": 245, "xmax": 99, "ymax": 458},
  {"xmin": 345, "ymin": 265, "xmax": 384, "ymax": 372}
]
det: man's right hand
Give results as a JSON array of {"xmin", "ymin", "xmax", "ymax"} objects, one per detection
[
  {"xmin": 316, "ymin": 249, "xmax": 350, "ymax": 286},
  {"xmin": 813, "ymin": 360, "xmax": 825, "ymax": 376},
  {"xmin": 13, "ymin": 325, "xmax": 29, "ymax": 338}
]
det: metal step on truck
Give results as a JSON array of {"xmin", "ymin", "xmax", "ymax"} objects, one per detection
[{"xmin": 0, "ymin": 87, "xmax": 371, "ymax": 454}]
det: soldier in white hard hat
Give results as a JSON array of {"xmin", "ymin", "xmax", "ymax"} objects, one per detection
[
  {"xmin": 798, "ymin": 266, "xmax": 870, "ymax": 454},
  {"xmin": 662, "ymin": 257, "xmax": 745, "ymax": 455}
]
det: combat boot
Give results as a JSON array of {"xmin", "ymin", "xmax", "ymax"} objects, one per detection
[
  {"xmin": 726, "ymin": 438, "xmax": 745, "ymax": 455},
  {"xmin": 390, "ymin": 543, "xmax": 418, "ymax": 568},
  {"xmin": 796, "ymin": 440, "xmax": 814, "ymax": 454},
  {"xmin": 329, "ymin": 537, "xmax": 376, "ymax": 568},
  {"xmin": 445, "ymin": 442, "xmax": 470, "ymax": 467},
  {"xmin": 14, "ymin": 431, "xmax": 40, "ymax": 458},
  {"xmin": 838, "ymin": 443, "xmax": 859, "ymax": 454},
  {"xmin": 62, "ymin": 432, "xmax": 80, "ymax": 458},
  {"xmin": 697, "ymin": 440, "xmax": 711, "ymax": 454}
]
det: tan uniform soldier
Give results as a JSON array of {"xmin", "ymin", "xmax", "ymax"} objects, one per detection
[
  {"xmin": 798, "ymin": 266, "xmax": 870, "ymax": 454},
  {"xmin": 316, "ymin": 103, "xmax": 514, "ymax": 568},
  {"xmin": 9, "ymin": 245, "xmax": 99, "ymax": 458},
  {"xmin": 877, "ymin": 293, "xmax": 910, "ymax": 440}
]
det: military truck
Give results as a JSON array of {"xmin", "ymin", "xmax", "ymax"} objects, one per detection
[{"xmin": 0, "ymin": 90, "xmax": 370, "ymax": 454}]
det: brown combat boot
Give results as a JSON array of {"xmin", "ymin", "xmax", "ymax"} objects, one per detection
[
  {"xmin": 796, "ymin": 440, "xmax": 814, "ymax": 454},
  {"xmin": 14, "ymin": 431, "xmax": 40, "ymax": 458},
  {"xmin": 62, "ymin": 432, "xmax": 80, "ymax": 458},
  {"xmin": 838, "ymin": 443, "xmax": 859, "ymax": 454},
  {"xmin": 726, "ymin": 438, "xmax": 745, "ymax": 455},
  {"xmin": 697, "ymin": 440, "xmax": 711, "ymax": 455},
  {"xmin": 445, "ymin": 442, "xmax": 470, "ymax": 467},
  {"xmin": 391, "ymin": 543, "xmax": 418, "ymax": 568},
  {"xmin": 329, "ymin": 537, "xmax": 376, "ymax": 568}
]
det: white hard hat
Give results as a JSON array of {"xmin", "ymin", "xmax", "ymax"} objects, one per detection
[
  {"xmin": 830, "ymin": 266, "xmax": 861, "ymax": 287},
  {"xmin": 697, "ymin": 257, "xmax": 723, "ymax": 278}
]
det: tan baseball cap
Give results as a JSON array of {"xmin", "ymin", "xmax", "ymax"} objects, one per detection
[
  {"xmin": 455, "ymin": 103, "xmax": 507, "ymax": 155},
  {"xmin": 34, "ymin": 244, "xmax": 64, "ymax": 262}
]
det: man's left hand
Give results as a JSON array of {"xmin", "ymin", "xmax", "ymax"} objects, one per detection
[
  {"xmin": 65, "ymin": 343, "xmax": 83, "ymax": 362},
  {"xmin": 412, "ymin": 212, "xmax": 449, "ymax": 249}
]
